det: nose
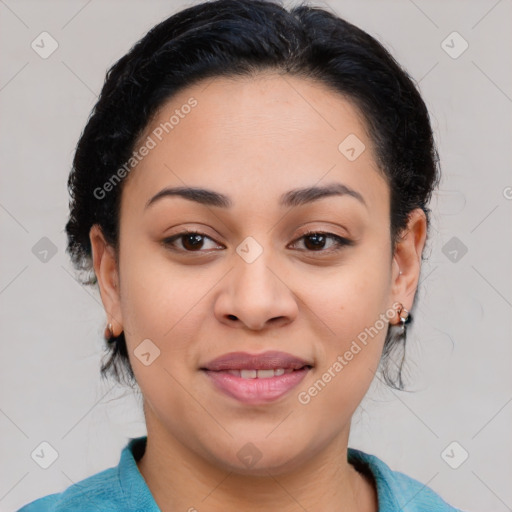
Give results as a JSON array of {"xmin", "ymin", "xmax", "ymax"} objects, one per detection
[{"xmin": 214, "ymin": 248, "xmax": 298, "ymax": 331}]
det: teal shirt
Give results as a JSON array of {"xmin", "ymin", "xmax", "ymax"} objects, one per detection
[{"xmin": 18, "ymin": 436, "xmax": 466, "ymax": 511}]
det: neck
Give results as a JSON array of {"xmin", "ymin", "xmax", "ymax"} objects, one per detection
[{"xmin": 136, "ymin": 414, "xmax": 378, "ymax": 512}]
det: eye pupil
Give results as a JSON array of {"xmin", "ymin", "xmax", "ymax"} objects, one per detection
[
  {"xmin": 304, "ymin": 233, "xmax": 326, "ymax": 251},
  {"xmin": 182, "ymin": 233, "xmax": 203, "ymax": 250}
]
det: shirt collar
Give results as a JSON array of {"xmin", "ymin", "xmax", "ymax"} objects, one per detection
[
  {"xmin": 118, "ymin": 436, "xmax": 160, "ymax": 510},
  {"xmin": 348, "ymin": 447, "xmax": 402, "ymax": 510},
  {"xmin": 120, "ymin": 436, "xmax": 407, "ymax": 511}
]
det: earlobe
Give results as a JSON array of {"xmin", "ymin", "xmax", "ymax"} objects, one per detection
[
  {"xmin": 391, "ymin": 208, "xmax": 427, "ymax": 313},
  {"xmin": 89, "ymin": 224, "xmax": 123, "ymax": 335}
]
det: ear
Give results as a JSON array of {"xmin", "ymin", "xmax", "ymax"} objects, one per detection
[
  {"xmin": 89, "ymin": 224, "xmax": 123, "ymax": 336},
  {"xmin": 390, "ymin": 208, "xmax": 428, "ymax": 324}
]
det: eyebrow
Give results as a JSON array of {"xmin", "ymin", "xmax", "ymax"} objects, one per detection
[{"xmin": 144, "ymin": 182, "xmax": 367, "ymax": 211}]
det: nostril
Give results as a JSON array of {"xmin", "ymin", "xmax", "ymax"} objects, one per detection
[{"xmin": 227, "ymin": 314, "xmax": 238, "ymax": 321}]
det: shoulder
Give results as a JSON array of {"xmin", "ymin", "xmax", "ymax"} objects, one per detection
[
  {"xmin": 348, "ymin": 447, "xmax": 468, "ymax": 512},
  {"xmin": 17, "ymin": 466, "xmax": 124, "ymax": 511},
  {"xmin": 17, "ymin": 436, "xmax": 158, "ymax": 512}
]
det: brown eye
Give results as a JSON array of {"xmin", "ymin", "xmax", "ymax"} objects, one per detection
[
  {"xmin": 290, "ymin": 231, "xmax": 353, "ymax": 253},
  {"xmin": 181, "ymin": 233, "xmax": 205, "ymax": 251},
  {"xmin": 162, "ymin": 231, "xmax": 222, "ymax": 252},
  {"xmin": 162, "ymin": 229, "xmax": 353, "ymax": 255}
]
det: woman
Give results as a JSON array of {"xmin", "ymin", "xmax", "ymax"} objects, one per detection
[{"xmin": 19, "ymin": 0, "xmax": 467, "ymax": 510}]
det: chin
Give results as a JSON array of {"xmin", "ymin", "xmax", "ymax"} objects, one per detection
[{"xmin": 204, "ymin": 436, "xmax": 315, "ymax": 477}]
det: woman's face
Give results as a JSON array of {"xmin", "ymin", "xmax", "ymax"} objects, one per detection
[{"xmin": 91, "ymin": 72, "xmax": 426, "ymax": 474}]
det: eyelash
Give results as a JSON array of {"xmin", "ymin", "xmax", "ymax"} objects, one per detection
[{"xmin": 162, "ymin": 229, "xmax": 353, "ymax": 254}]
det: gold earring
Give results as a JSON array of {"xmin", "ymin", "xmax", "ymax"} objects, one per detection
[
  {"xmin": 396, "ymin": 303, "xmax": 411, "ymax": 330},
  {"xmin": 105, "ymin": 322, "xmax": 114, "ymax": 340}
]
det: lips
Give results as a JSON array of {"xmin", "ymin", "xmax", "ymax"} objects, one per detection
[
  {"xmin": 201, "ymin": 350, "xmax": 312, "ymax": 372},
  {"xmin": 201, "ymin": 351, "xmax": 313, "ymax": 404}
]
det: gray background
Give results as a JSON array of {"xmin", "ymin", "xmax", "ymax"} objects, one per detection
[{"xmin": 1, "ymin": 0, "xmax": 511, "ymax": 511}]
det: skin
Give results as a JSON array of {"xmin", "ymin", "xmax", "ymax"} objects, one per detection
[{"xmin": 90, "ymin": 72, "xmax": 426, "ymax": 512}]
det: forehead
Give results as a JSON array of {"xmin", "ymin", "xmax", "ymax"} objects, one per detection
[{"xmin": 122, "ymin": 72, "xmax": 388, "ymax": 216}]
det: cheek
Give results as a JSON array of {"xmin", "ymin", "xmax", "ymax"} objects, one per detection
[
  {"xmin": 119, "ymin": 238, "xmax": 180, "ymax": 328},
  {"xmin": 296, "ymin": 300, "xmax": 390, "ymax": 432},
  {"xmin": 304, "ymin": 255, "xmax": 392, "ymax": 398},
  {"xmin": 313, "ymin": 256, "xmax": 391, "ymax": 343},
  {"xmin": 118, "ymin": 241, "xmax": 213, "ymax": 371}
]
